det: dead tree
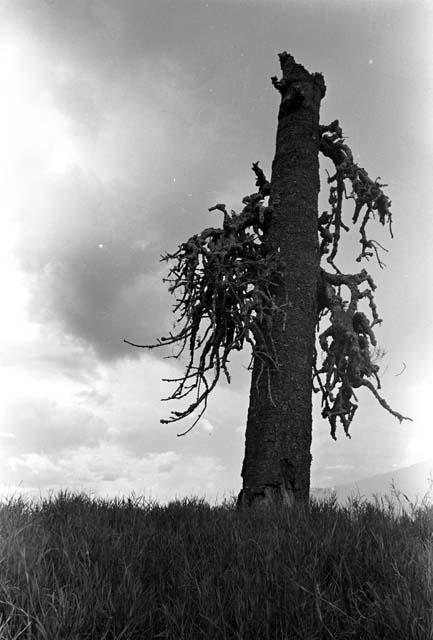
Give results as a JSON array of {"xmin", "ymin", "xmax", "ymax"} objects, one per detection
[{"xmin": 125, "ymin": 53, "xmax": 411, "ymax": 509}]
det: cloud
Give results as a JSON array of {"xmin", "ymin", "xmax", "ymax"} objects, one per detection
[
  {"xmin": 18, "ymin": 168, "xmax": 170, "ymax": 360},
  {"xmin": 75, "ymin": 388, "xmax": 113, "ymax": 407},
  {"xmin": 9, "ymin": 452, "xmax": 60, "ymax": 475},
  {"xmin": 3, "ymin": 327, "xmax": 101, "ymax": 383},
  {"xmin": 6, "ymin": 20, "xmax": 247, "ymax": 362},
  {"xmin": 154, "ymin": 451, "xmax": 179, "ymax": 473},
  {"xmin": 0, "ymin": 351, "xmax": 237, "ymax": 502},
  {"xmin": 199, "ymin": 418, "xmax": 214, "ymax": 435},
  {"xmin": 325, "ymin": 465, "xmax": 355, "ymax": 471},
  {"xmin": 0, "ymin": 397, "xmax": 109, "ymax": 456},
  {"xmin": 3, "ymin": 2, "xmax": 290, "ymax": 368},
  {"xmin": 1, "ymin": 443, "xmax": 226, "ymax": 504}
]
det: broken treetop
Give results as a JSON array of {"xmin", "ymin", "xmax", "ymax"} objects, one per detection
[{"xmin": 271, "ymin": 52, "xmax": 326, "ymax": 113}]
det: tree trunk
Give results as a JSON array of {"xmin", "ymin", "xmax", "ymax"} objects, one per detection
[{"xmin": 237, "ymin": 54, "xmax": 326, "ymax": 509}]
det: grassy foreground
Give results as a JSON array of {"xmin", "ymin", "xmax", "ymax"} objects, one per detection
[{"xmin": 0, "ymin": 491, "xmax": 432, "ymax": 639}]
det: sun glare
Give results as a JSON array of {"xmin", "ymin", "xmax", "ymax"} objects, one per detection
[
  {"xmin": 0, "ymin": 34, "xmax": 79, "ymax": 350},
  {"xmin": 0, "ymin": 35, "xmax": 79, "ymax": 195}
]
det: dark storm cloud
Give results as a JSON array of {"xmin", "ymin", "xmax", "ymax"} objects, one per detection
[
  {"xmin": 16, "ymin": 148, "xmax": 257, "ymax": 361},
  {"xmin": 17, "ymin": 169, "xmax": 170, "ymax": 360},
  {"xmin": 8, "ymin": 0, "xmax": 276, "ymax": 362}
]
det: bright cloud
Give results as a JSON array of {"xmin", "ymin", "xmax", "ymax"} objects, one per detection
[
  {"xmin": 0, "ymin": 397, "xmax": 109, "ymax": 456},
  {"xmin": 1, "ymin": 444, "xmax": 226, "ymax": 505}
]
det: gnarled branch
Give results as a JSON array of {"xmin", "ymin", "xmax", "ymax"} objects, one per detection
[
  {"xmin": 315, "ymin": 268, "xmax": 411, "ymax": 439},
  {"xmin": 319, "ymin": 119, "xmax": 393, "ymax": 271},
  {"xmin": 125, "ymin": 163, "xmax": 281, "ymax": 435}
]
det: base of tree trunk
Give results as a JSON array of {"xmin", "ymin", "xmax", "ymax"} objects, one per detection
[{"xmin": 236, "ymin": 484, "xmax": 296, "ymax": 511}]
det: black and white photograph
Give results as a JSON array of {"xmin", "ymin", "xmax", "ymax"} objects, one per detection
[{"xmin": 0, "ymin": 1, "xmax": 432, "ymax": 637}]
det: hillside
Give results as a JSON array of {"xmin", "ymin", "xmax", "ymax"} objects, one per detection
[{"xmin": 312, "ymin": 460, "xmax": 433, "ymax": 508}]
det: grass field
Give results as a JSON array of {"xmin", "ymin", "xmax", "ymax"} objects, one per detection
[{"xmin": 0, "ymin": 490, "xmax": 432, "ymax": 639}]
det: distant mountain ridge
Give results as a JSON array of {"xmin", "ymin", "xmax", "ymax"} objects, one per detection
[{"xmin": 312, "ymin": 460, "xmax": 433, "ymax": 508}]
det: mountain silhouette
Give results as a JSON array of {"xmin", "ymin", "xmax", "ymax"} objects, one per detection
[{"xmin": 312, "ymin": 460, "xmax": 433, "ymax": 509}]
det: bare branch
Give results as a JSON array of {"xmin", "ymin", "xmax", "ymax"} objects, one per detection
[
  {"xmin": 315, "ymin": 268, "xmax": 411, "ymax": 439},
  {"xmin": 319, "ymin": 120, "xmax": 393, "ymax": 267},
  {"xmin": 124, "ymin": 163, "xmax": 280, "ymax": 433},
  {"xmin": 126, "ymin": 117, "xmax": 410, "ymax": 440}
]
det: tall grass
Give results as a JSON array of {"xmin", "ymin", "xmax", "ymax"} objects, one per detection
[{"xmin": 0, "ymin": 490, "xmax": 432, "ymax": 639}]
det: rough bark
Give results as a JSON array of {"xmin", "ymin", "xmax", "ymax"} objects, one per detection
[{"xmin": 237, "ymin": 53, "xmax": 326, "ymax": 509}]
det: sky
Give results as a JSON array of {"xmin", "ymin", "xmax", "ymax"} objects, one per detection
[{"xmin": 0, "ymin": 0, "xmax": 432, "ymax": 504}]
